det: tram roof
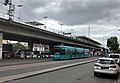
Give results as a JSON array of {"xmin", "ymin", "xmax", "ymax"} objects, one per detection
[
  {"xmin": 54, "ymin": 45, "xmax": 90, "ymax": 50},
  {"xmin": 54, "ymin": 45, "xmax": 74, "ymax": 48}
]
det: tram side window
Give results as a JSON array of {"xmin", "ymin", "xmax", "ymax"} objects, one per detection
[
  {"xmin": 70, "ymin": 50, "xmax": 74, "ymax": 55},
  {"xmin": 65, "ymin": 50, "xmax": 70, "ymax": 55},
  {"xmin": 72, "ymin": 50, "xmax": 75, "ymax": 55},
  {"xmin": 79, "ymin": 49, "xmax": 83, "ymax": 55},
  {"xmin": 65, "ymin": 50, "xmax": 68, "ymax": 55},
  {"xmin": 76, "ymin": 50, "xmax": 78, "ymax": 55},
  {"xmin": 85, "ymin": 50, "xmax": 89, "ymax": 55},
  {"xmin": 80, "ymin": 50, "xmax": 84, "ymax": 55},
  {"xmin": 61, "ymin": 49, "xmax": 65, "ymax": 55},
  {"xmin": 76, "ymin": 50, "xmax": 81, "ymax": 55},
  {"xmin": 65, "ymin": 50, "xmax": 69, "ymax": 55},
  {"xmin": 85, "ymin": 51, "xmax": 88, "ymax": 55},
  {"xmin": 65, "ymin": 50, "xmax": 74, "ymax": 55}
]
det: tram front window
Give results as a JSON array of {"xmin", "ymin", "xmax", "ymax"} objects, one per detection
[
  {"xmin": 54, "ymin": 47, "xmax": 65, "ymax": 55},
  {"xmin": 54, "ymin": 47, "xmax": 60, "ymax": 55}
]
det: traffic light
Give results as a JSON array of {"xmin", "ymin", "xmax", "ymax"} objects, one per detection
[{"xmin": 3, "ymin": 0, "xmax": 9, "ymax": 6}]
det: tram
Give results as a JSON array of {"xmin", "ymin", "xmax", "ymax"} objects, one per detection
[{"xmin": 53, "ymin": 45, "xmax": 90, "ymax": 60}]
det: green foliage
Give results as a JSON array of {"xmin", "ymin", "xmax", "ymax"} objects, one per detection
[
  {"xmin": 12, "ymin": 42, "xmax": 26, "ymax": 52},
  {"xmin": 107, "ymin": 36, "xmax": 119, "ymax": 52},
  {"xmin": 116, "ymin": 48, "xmax": 120, "ymax": 53}
]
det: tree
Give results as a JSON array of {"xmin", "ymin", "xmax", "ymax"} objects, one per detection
[
  {"xmin": 107, "ymin": 36, "xmax": 119, "ymax": 52},
  {"xmin": 12, "ymin": 42, "xmax": 26, "ymax": 52},
  {"xmin": 116, "ymin": 48, "xmax": 120, "ymax": 53}
]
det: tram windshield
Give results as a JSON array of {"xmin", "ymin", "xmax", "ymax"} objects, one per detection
[{"xmin": 54, "ymin": 47, "xmax": 65, "ymax": 55}]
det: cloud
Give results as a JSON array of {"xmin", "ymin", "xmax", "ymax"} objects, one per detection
[
  {"xmin": 33, "ymin": 0, "xmax": 120, "ymax": 25},
  {"xmin": 1, "ymin": 0, "xmax": 120, "ymax": 25},
  {"xmin": 1, "ymin": 0, "xmax": 120, "ymax": 47},
  {"xmin": 8, "ymin": 0, "xmax": 120, "ymax": 26}
]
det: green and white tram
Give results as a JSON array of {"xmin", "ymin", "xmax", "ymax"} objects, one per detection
[{"xmin": 53, "ymin": 45, "xmax": 90, "ymax": 60}]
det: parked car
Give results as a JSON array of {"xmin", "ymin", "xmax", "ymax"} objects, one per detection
[
  {"xmin": 2, "ymin": 51, "xmax": 11, "ymax": 59},
  {"xmin": 41, "ymin": 53, "xmax": 50, "ymax": 58},
  {"xmin": 32, "ymin": 51, "xmax": 40, "ymax": 59},
  {"xmin": 94, "ymin": 57, "xmax": 119, "ymax": 78},
  {"xmin": 108, "ymin": 53, "xmax": 120, "ymax": 65},
  {"xmin": 15, "ymin": 49, "xmax": 33, "ymax": 59}
]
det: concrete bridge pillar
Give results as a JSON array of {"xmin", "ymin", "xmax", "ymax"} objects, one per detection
[
  {"xmin": 28, "ymin": 42, "xmax": 33, "ymax": 51},
  {"xmin": 0, "ymin": 33, "xmax": 3, "ymax": 59}
]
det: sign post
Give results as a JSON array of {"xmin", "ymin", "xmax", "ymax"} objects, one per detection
[{"xmin": 0, "ymin": 33, "xmax": 3, "ymax": 59}]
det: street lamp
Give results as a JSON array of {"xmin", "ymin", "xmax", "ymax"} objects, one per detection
[
  {"xmin": 17, "ymin": 4, "xmax": 23, "ymax": 19},
  {"xmin": 60, "ymin": 24, "xmax": 63, "ymax": 34},
  {"xmin": 70, "ymin": 29, "xmax": 74, "ymax": 37},
  {"xmin": 88, "ymin": 25, "xmax": 90, "ymax": 38},
  {"xmin": 43, "ymin": 16, "xmax": 48, "ymax": 30}
]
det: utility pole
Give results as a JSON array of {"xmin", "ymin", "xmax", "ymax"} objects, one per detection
[
  {"xmin": 3, "ymin": 0, "xmax": 15, "ymax": 21},
  {"xmin": 17, "ymin": 5, "xmax": 23, "ymax": 19},
  {"xmin": 8, "ymin": 0, "xmax": 15, "ymax": 21},
  {"xmin": 71, "ymin": 29, "xmax": 74, "ymax": 37},
  {"xmin": 43, "ymin": 16, "xmax": 48, "ymax": 30},
  {"xmin": 88, "ymin": 25, "xmax": 90, "ymax": 38},
  {"xmin": 60, "ymin": 24, "xmax": 63, "ymax": 34},
  {"xmin": 103, "ymin": 36, "xmax": 105, "ymax": 47}
]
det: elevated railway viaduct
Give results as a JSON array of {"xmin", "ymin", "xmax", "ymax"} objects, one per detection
[{"xmin": 0, "ymin": 18, "xmax": 101, "ymax": 59}]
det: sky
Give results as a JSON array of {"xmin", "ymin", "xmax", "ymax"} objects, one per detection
[{"xmin": 0, "ymin": 0, "xmax": 120, "ymax": 48}]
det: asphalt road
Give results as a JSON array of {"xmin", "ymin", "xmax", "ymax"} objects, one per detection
[
  {"xmin": 6, "ymin": 62, "xmax": 119, "ymax": 83},
  {"xmin": 0, "ymin": 57, "xmax": 98, "ymax": 77}
]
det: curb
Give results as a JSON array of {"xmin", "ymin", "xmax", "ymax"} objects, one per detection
[{"xmin": 0, "ymin": 59, "xmax": 97, "ymax": 83}]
